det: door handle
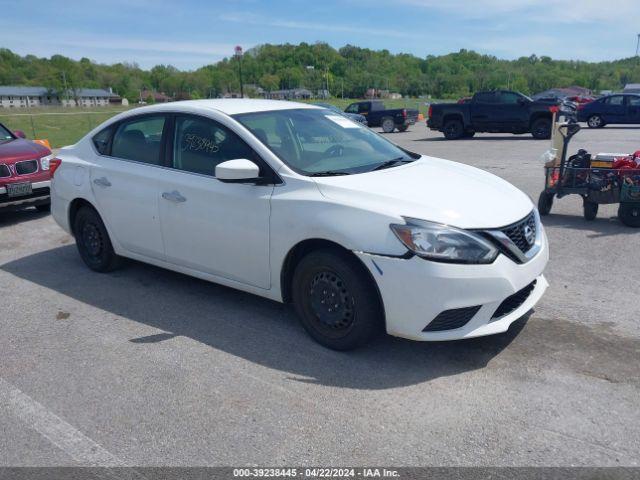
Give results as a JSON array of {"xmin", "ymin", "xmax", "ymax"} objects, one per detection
[
  {"xmin": 93, "ymin": 177, "xmax": 111, "ymax": 188},
  {"xmin": 161, "ymin": 191, "xmax": 187, "ymax": 203}
]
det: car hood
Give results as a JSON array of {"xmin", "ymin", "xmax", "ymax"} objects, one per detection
[
  {"xmin": 312, "ymin": 157, "xmax": 534, "ymax": 229},
  {"xmin": 0, "ymin": 138, "xmax": 50, "ymax": 163}
]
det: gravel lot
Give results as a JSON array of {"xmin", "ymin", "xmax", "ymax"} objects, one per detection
[{"xmin": 1, "ymin": 123, "xmax": 639, "ymax": 467}]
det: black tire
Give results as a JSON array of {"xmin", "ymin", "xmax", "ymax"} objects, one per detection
[
  {"xmin": 381, "ymin": 117, "xmax": 395, "ymax": 133},
  {"xmin": 583, "ymin": 198, "xmax": 598, "ymax": 221},
  {"xmin": 531, "ymin": 118, "xmax": 552, "ymax": 139},
  {"xmin": 463, "ymin": 130, "xmax": 475, "ymax": 138},
  {"xmin": 538, "ymin": 192, "xmax": 554, "ymax": 216},
  {"xmin": 73, "ymin": 206, "xmax": 122, "ymax": 272},
  {"xmin": 291, "ymin": 249, "xmax": 384, "ymax": 350},
  {"xmin": 442, "ymin": 119, "xmax": 464, "ymax": 140},
  {"xmin": 587, "ymin": 115, "xmax": 605, "ymax": 128},
  {"xmin": 618, "ymin": 203, "xmax": 640, "ymax": 228},
  {"xmin": 397, "ymin": 125, "xmax": 408, "ymax": 132},
  {"xmin": 35, "ymin": 202, "xmax": 51, "ymax": 213}
]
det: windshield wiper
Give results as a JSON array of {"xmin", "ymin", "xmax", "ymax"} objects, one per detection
[
  {"xmin": 369, "ymin": 157, "xmax": 413, "ymax": 172},
  {"xmin": 308, "ymin": 171, "xmax": 351, "ymax": 177}
]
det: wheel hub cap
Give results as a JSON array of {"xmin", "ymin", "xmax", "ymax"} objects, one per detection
[
  {"xmin": 82, "ymin": 223, "xmax": 103, "ymax": 257},
  {"xmin": 309, "ymin": 272, "xmax": 354, "ymax": 330}
]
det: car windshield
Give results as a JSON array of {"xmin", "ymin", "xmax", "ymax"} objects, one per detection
[
  {"xmin": 0, "ymin": 124, "xmax": 13, "ymax": 143},
  {"xmin": 234, "ymin": 108, "xmax": 414, "ymax": 175}
]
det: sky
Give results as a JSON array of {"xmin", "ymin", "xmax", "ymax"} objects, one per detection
[{"xmin": 1, "ymin": 0, "xmax": 639, "ymax": 70}]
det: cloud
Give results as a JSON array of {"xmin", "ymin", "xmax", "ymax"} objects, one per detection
[{"xmin": 219, "ymin": 12, "xmax": 417, "ymax": 39}]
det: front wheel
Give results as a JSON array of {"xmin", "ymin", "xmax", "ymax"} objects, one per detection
[
  {"xmin": 587, "ymin": 115, "xmax": 605, "ymax": 128},
  {"xmin": 531, "ymin": 118, "xmax": 552, "ymax": 139},
  {"xmin": 583, "ymin": 198, "xmax": 598, "ymax": 221},
  {"xmin": 381, "ymin": 117, "xmax": 395, "ymax": 133},
  {"xmin": 291, "ymin": 249, "xmax": 383, "ymax": 350},
  {"xmin": 619, "ymin": 203, "xmax": 640, "ymax": 227},
  {"xmin": 538, "ymin": 192, "xmax": 554, "ymax": 216},
  {"xmin": 74, "ymin": 206, "xmax": 122, "ymax": 272}
]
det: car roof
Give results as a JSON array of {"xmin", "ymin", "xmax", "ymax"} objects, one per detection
[{"xmin": 137, "ymin": 99, "xmax": 323, "ymax": 116}]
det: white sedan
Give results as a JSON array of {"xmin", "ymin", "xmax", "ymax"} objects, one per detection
[{"xmin": 50, "ymin": 99, "xmax": 548, "ymax": 350}]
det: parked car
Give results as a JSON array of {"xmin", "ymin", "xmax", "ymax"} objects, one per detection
[
  {"xmin": 427, "ymin": 90, "xmax": 574, "ymax": 140},
  {"xmin": 577, "ymin": 94, "xmax": 640, "ymax": 128},
  {"xmin": 344, "ymin": 100, "xmax": 418, "ymax": 133},
  {"xmin": 0, "ymin": 122, "xmax": 53, "ymax": 212},
  {"xmin": 312, "ymin": 102, "xmax": 368, "ymax": 126},
  {"xmin": 51, "ymin": 100, "xmax": 548, "ymax": 350}
]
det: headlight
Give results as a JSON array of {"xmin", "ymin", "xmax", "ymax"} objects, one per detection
[
  {"xmin": 390, "ymin": 218, "xmax": 498, "ymax": 264},
  {"xmin": 40, "ymin": 154, "xmax": 53, "ymax": 171}
]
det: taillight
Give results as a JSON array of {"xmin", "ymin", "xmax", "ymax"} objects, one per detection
[
  {"xmin": 428, "ymin": 105, "xmax": 433, "ymax": 118},
  {"xmin": 402, "ymin": 108, "xmax": 407, "ymax": 118},
  {"xmin": 49, "ymin": 158, "xmax": 62, "ymax": 176}
]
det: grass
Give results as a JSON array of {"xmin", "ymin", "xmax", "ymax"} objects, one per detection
[
  {"xmin": 0, "ymin": 106, "xmax": 133, "ymax": 148},
  {"xmin": 0, "ymin": 98, "xmax": 440, "ymax": 149}
]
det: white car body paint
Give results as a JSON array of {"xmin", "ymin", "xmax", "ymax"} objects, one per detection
[{"xmin": 51, "ymin": 99, "xmax": 548, "ymax": 342}]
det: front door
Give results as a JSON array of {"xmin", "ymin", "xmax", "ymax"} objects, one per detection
[
  {"xmin": 89, "ymin": 114, "xmax": 167, "ymax": 259},
  {"xmin": 157, "ymin": 114, "xmax": 273, "ymax": 289}
]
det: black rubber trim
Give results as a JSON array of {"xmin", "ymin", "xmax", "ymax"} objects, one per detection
[{"xmin": 423, "ymin": 305, "xmax": 482, "ymax": 332}]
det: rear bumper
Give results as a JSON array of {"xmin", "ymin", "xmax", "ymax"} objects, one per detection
[
  {"xmin": 0, "ymin": 180, "xmax": 50, "ymax": 210},
  {"xmin": 355, "ymin": 230, "xmax": 549, "ymax": 341}
]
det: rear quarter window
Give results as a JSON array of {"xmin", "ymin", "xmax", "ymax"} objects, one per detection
[{"xmin": 92, "ymin": 126, "xmax": 113, "ymax": 155}]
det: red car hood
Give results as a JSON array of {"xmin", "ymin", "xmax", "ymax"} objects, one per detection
[{"xmin": 0, "ymin": 138, "xmax": 50, "ymax": 164}]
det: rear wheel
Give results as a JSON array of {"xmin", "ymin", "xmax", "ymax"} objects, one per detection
[
  {"xmin": 583, "ymin": 198, "xmax": 598, "ymax": 221},
  {"xmin": 442, "ymin": 119, "xmax": 464, "ymax": 140},
  {"xmin": 538, "ymin": 192, "xmax": 554, "ymax": 216},
  {"xmin": 73, "ymin": 206, "xmax": 122, "ymax": 272},
  {"xmin": 587, "ymin": 115, "xmax": 605, "ymax": 128},
  {"xmin": 381, "ymin": 117, "xmax": 395, "ymax": 133},
  {"xmin": 619, "ymin": 203, "xmax": 640, "ymax": 227},
  {"xmin": 531, "ymin": 118, "xmax": 552, "ymax": 139},
  {"xmin": 291, "ymin": 249, "xmax": 383, "ymax": 350}
]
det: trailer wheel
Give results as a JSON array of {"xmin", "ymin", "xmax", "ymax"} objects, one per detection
[
  {"xmin": 381, "ymin": 117, "xmax": 395, "ymax": 133},
  {"xmin": 619, "ymin": 203, "xmax": 640, "ymax": 228},
  {"xmin": 397, "ymin": 125, "xmax": 408, "ymax": 132},
  {"xmin": 583, "ymin": 199, "xmax": 598, "ymax": 221},
  {"xmin": 537, "ymin": 192, "xmax": 554, "ymax": 216}
]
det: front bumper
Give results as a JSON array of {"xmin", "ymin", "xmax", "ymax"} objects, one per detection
[
  {"xmin": 0, "ymin": 180, "xmax": 50, "ymax": 210},
  {"xmin": 356, "ymin": 231, "xmax": 549, "ymax": 341}
]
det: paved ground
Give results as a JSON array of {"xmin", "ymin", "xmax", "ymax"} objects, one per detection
[{"xmin": 0, "ymin": 124, "xmax": 639, "ymax": 467}]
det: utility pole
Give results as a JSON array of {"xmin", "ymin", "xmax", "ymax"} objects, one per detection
[
  {"xmin": 61, "ymin": 71, "xmax": 69, "ymax": 103},
  {"xmin": 234, "ymin": 45, "xmax": 244, "ymax": 98},
  {"xmin": 636, "ymin": 34, "xmax": 640, "ymax": 59}
]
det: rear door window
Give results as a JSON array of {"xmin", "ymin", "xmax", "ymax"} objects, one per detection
[
  {"xmin": 111, "ymin": 115, "xmax": 166, "ymax": 165},
  {"xmin": 474, "ymin": 92, "xmax": 497, "ymax": 103}
]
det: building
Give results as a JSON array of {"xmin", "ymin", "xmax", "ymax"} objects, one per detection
[
  {"xmin": 0, "ymin": 86, "xmax": 114, "ymax": 108},
  {"xmin": 266, "ymin": 88, "xmax": 312, "ymax": 100},
  {"xmin": 623, "ymin": 83, "xmax": 640, "ymax": 94}
]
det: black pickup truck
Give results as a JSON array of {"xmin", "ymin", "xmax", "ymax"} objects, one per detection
[
  {"xmin": 345, "ymin": 101, "xmax": 419, "ymax": 133},
  {"xmin": 427, "ymin": 90, "xmax": 567, "ymax": 140}
]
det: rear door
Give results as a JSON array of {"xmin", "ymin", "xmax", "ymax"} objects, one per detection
[
  {"xmin": 626, "ymin": 95, "xmax": 640, "ymax": 124},
  {"xmin": 470, "ymin": 92, "xmax": 498, "ymax": 131},
  {"xmin": 89, "ymin": 114, "xmax": 167, "ymax": 259}
]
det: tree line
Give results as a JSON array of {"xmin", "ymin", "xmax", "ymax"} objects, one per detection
[{"xmin": 1, "ymin": 43, "xmax": 639, "ymax": 102}]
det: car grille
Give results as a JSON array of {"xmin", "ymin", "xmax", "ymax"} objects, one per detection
[
  {"xmin": 15, "ymin": 159, "xmax": 38, "ymax": 175},
  {"xmin": 491, "ymin": 280, "xmax": 537, "ymax": 320},
  {"xmin": 0, "ymin": 164, "xmax": 10, "ymax": 178},
  {"xmin": 501, "ymin": 211, "xmax": 536, "ymax": 254},
  {"xmin": 423, "ymin": 305, "xmax": 481, "ymax": 332}
]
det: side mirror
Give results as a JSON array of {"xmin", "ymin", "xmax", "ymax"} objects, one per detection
[
  {"xmin": 215, "ymin": 159, "xmax": 260, "ymax": 182},
  {"xmin": 13, "ymin": 130, "xmax": 26, "ymax": 139}
]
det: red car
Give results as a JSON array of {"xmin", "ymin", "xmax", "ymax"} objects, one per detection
[{"xmin": 0, "ymin": 122, "xmax": 53, "ymax": 212}]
